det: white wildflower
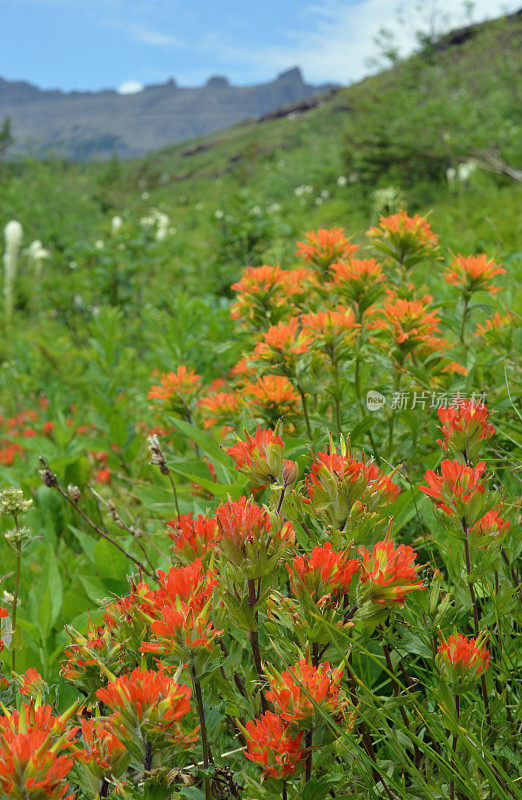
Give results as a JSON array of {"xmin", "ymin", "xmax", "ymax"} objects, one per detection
[
  {"xmin": 111, "ymin": 215, "xmax": 123, "ymax": 235},
  {"xmin": 3, "ymin": 220, "xmax": 22, "ymax": 320}
]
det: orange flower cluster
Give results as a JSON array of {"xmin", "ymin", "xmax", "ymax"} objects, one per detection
[
  {"xmin": 418, "ymin": 459, "xmax": 487, "ymax": 518},
  {"xmin": 367, "ymin": 209, "xmax": 439, "ymax": 270},
  {"xmin": 369, "ymin": 294, "xmax": 445, "ymax": 356},
  {"xmin": 300, "ymin": 307, "xmax": 360, "ymax": 357},
  {"xmin": 62, "ymin": 625, "xmax": 120, "ymax": 693},
  {"xmin": 469, "ymin": 508, "xmax": 509, "ymax": 550},
  {"xmin": 253, "ymin": 317, "xmax": 312, "ymax": 366},
  {"xmin": 474, "ymin": 311, "xmax": 513, "ymax": 344},
  {"xmin": 444, "ymin": 254, "xmax": 505, "ymax": 295},
  {"xmin": 148, "ymin": 366, "xmax": 202, "ymax": 416},
  {"xmin": 231, "ymin": 263, "xmax": 318, "ymax": 329},
  {"xmin": 436, "ymin": 632, "xmax": 489, "ymax": 693},
  {"xmin": 328, "ymin": 257, "xmax": 386, "ymax": 314},
  {"xmin": 227, "ymin": 424, "xmax": 298, "ymax": 489},
  {"xmin": 296, "ymin": 227, "xmax": 358, "ymax": 276},
  {"xmin": 357, "ymin": 538, "xmax": 425, "ymax": 612},
  {"xmin": 18, "ymin": 667, "xmax": 45, "ymax": 699},
  {"xmin": 288, "ymin": 543, "xmax": 359, "ymax": 608},
  {"xmin": 436, "ymin": 401, "xmax": 495, "ymax": 462},
  {"xmin": 97, "ymin": 668, "xmax": 198, "ymax": 757},
  {"xmin": 244, "ymin": 711, "xmax": 305, "ymax": 779},
  {"xmin": 77, "ymin": 718, "xmax": 128, "ymax": 783},
  {"xmin": 305, "ymin": 447, "xmax": 400, "ymax": 529},
  {"xmin": 368, "ymin": 210, "xmax": 438, "ymax": 245},
  {"xmin": 0, "ymin": 704, "xmax": 78, "ymax": 800},
  {"xmin": 141, "ymin": 559, "xmax": 222, "ymax": 656},
  {"xmin": 198, "ymin": 391, "xmax": 241, "ymax": 429},
  {"xmin": 243, "ymin": 375, "xmax": 301, "ymax": 427},
  {"xmin": 168, "ymin": 513, "xmax": 221, "ymax": 563},
  {"xmin": 266, "ymin": 657, "xmax": 345, "ymax": 723}
]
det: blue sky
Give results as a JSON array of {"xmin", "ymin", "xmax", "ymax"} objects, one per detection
[{"xmin": 0, "ymin": 0, "xmax": 517, "ymax": 92}]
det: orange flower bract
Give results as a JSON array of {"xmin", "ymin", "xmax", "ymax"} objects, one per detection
[
  {"xmin": 244, "ymin": 711, "xmax": 305, "ymax": 779},
  {"xmin": 296, "ymin": 227, "xmax": 358, "ymax": 275},
  {"xmin": 96, "ymin": 668, "xmax": 198, "ymax": 752},
  {"xmin": 358, "ymin": 538, "xmax": 425, "ymax": 608},
  {"xmin": 267, "ymin": 658, "xmax": 345, "ymax": 723},
  {"xmin": 444, "ymin": 254, "xmax": 505, "ymax": 295},
  {"xmin": 418, "ymin": 459, "xmax": 487, "ymax": 517},
  {"xmin": 436, "ymin": 631, "xmax": 489, "ymax": 693},
  {"xmin": 288, "ymin": 543, "xmax": 360, "ymax": 608}
]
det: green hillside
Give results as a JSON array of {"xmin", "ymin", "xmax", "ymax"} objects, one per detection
[{"xmin": 0, "ymin": 10, "xmax": 520, "ymax": 406}]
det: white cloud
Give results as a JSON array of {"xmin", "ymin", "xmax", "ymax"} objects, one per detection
[
  {"xmin": 193, "ymin": 0, "xmax": 521, "ymax": 84},
  {"xmin": 118, "ymin": 80, "xmax": 144, "ymax": 94},
  {"xmin": 131, "ymin": 26, "xmax": 182, "ymax": 46}
]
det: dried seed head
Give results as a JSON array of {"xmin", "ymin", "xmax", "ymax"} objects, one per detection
[
  {"xmin": 39, "ymin": 468, "xmax": 58, "ymax": 488},
  {"xmin": 67, "ymin": 484, "xmax": 81, "ymax": 502}
]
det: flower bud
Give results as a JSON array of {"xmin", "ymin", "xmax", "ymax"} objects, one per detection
[{"xmin": 0, "ymin": 488, "xmax": 32, "ymax": 517}]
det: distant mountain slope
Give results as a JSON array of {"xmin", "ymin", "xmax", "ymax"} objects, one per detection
[{"xmin": 0, "ymin": 68, "xmax": 335, "ymax": 161}]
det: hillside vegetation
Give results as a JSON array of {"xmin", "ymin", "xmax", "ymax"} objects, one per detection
[{"xmin": 0, "ymin": 12, "xmax": 520, "ymax": 800}]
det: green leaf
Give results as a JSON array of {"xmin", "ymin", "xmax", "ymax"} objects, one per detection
[
  {"xmin": 178, "ymin": 788, "xmax": 206, "ymax": 800},
  {"xmin": 168, "ymin": 416, "xmax": 232, "ymax": 482},
  {"xmin": 94, "ymin": 538, "xmax": 129, "ymax": 582},
  {"xmin": 68, "ymin": 524, "xmax": 96, "ymax": 563},
  {"xmin": 79, "ymin": 574, "xmax": 109, "ymax": 604},
  {"xmin": 39, "ymin": 546, "xmax": 63, "ymax": 629},
  {"xmin": 37, "ymin": 587, "xmax": 52, "ymax": 642}
]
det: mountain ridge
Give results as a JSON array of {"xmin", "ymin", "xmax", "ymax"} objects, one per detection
[{"xmin": 0, "ymin": 67, "xmax": 335, "ymax": 161}]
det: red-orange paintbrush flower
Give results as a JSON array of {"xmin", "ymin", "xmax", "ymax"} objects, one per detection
[
  {"xmin": 148, "ymin": 365, "xmax": 201, "ymax": 416},
  {"xmin": 243, "ymin": 375, "xmax": 301, "ymax": 427},
  {"xmin": 436, "ymin": 631, "xmax": 489, "ymax": 693},
  {"xmin": 297, "ymin": 227, "xmax": 358, "ymax": 276},
  {"xmin": 243, "ymin": 711, "xmax": 305, "ymax": 779},
  {"xmin": 266, "ymin": 657, "xmax": 346, "ymax": 724},
  {"xmin": 0, "ymin": 704, "xmax": 78, "ymax": 800},
  {"xmin": 304, "ymin": 439, "xmax": 400, "ymax": 530},
  {"xmin": 418, "ymin": 459, "xmax": 488, "ymax": 522},
  {"xmin": 436, "ymin": 400, "xmax": 495, "ymax": 462},
  {"xmin": 253, "ymin": 317, "xmax": 312, "ymax": 370},
  {"xmin": 215, "ymin": 496, "xmax": 295, "ymax": 575},
  {"xmin": 357, "ymin": 538, "xmax": 425, "ymax": 616},
  {"xmin": 367, "ymin": 209, "xmax": 439, "ymax": 270},
  {"xmin": 227, "ymin": 424, "xmax": 286, "ymax": 487},
  {"xmin": 368, "ymin": 295, "xmax": 445, "ymax": 357},
  {"xmin": 77, "ymin": 718, "xmax": 128, "ymax": 782},
  {"xmin": 198, "ymin": 391, "xmax": 242, "ymax": 429},
  {"xmin": 288, "ymin": 543, "xmax": 360, "ymax": 608},
  {"xmin": 444, "ymin": 254, "xmax": 505, "ymax": 296},
  {"xmin": 96, "ymin": 668, "xmax": 198, "ymax": 758},
  {"xmin": 231, "ymin": 264, "xmax": 288, "ymax": 327},
  {"xmin": 469, "ymin": 508, "xmax": 509, "ymax": 550},
  {"xmin": 329, "ymin": 257, "xmax": 386, "ymax": 314},
  {"xmin": 168, "ymin": 513, "xmax": 221, "ymax": 564}
]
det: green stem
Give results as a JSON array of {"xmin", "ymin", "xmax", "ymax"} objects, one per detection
[
  {"xmin": 11, "ymin": 533, "xmax": 21, "ymax": 675},
  {"xmin": 462, "ymin": 519, "xmax": 492, "ymax": 730},
  {"xmin": 191, "ymin": 660, "xmax": 212, "ymax": 800},
  {"xmin": 248, "ymin": 578, "xmax": 268, "ymax": 713},
  {"xmin": 387, "ymin": 366, "xmax": 401, "ymax": 455},
  {"xmin": 330, "ymin": 358, "xmax": 342, "ymax": 437},
  {"xmin": 296, "ymin": 383, "xmax": 312, "ymax": 438},
  {"xmin": 450, "ymin": 694, "xmax": 460, "ymax": 800},
  {"xmin": 459, "ymin": 294, "xmax": 469, "ymax": 345},
  {"xmin": 305, "ymin": 728, "xmax": 313, "ymax": 782}
]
